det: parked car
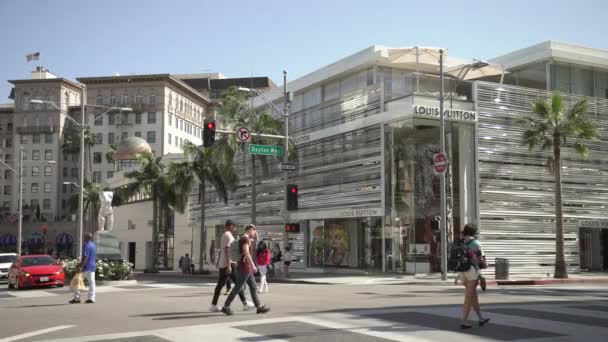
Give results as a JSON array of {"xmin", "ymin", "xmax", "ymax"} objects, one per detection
[
  {"xmin": 7, "ymin": 255, "xmax": 65, "ymax": 290},
  {"xmin": 0, "ymin": 253, "xmax": 18, "ymax": 282}
]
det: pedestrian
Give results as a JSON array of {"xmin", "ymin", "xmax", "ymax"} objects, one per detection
[
  {"xmin": 183, "ymin": 254, "xmax": 191, "ymax": 274},
  {"xmin": 221, "ymin": 224, "xmax": 270, "ymax": 315},
  {"xmin": 283, "ymin": 246, "xmax": 292, "ymax": 278},
  {"xmin": 216, "ymin": 248, "xmax": 232, "ymax": 295},
  {"xmin": 70, "ymin": 232, "xmax": 96, "ymax": 304},
  {"xmin": 209, "ymin": 220, "xmax": 254, "ymax": 312},
  {"xmin": 458, "ymin": 223, "xmax": 490, "ymax": 329},
  {"xmin": 256, "ymin": 240, "xmax": 271, "ymax": 293},
  {"xmin": 179, "ymin": 255, "xmax": 184, "ymax": 273},
  {"xmin": 272, "ymin": 243, "xmax": 283, "ymax": 279}
]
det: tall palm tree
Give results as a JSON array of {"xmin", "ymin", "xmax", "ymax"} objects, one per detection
[
  {"xmin": 170, "ymin": 139, "xmax": 239, "ymax": 272},
  {"xmin": 61, "ymin": 127, "xmax": 97, "ymax": 179},
  {"xmin": 123, "ymin": 152, "xmax": 189, "ymax": 271},
  {"xmin": 217, "ymin": 87, "xmax": 293, "ymax": 225},
  {"xmin": 522, "ymin": 92, "xmax": 599, "ymax": 278}
]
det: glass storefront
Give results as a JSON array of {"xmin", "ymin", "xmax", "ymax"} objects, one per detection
[{"xmin": 384, "ymin": 117, "xmax": 477, "ymax": 273}]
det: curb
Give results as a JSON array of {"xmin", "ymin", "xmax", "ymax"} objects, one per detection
[
  {"xmin": 488, "ymin": 278, "xmax": 608, "ymax": 286},
  {"xmin": 96, "ymin": 279, "xmax": 137, "ymax": 286}
]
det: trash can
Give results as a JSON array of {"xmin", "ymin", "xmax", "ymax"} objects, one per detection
[{"xmin": 495, "ymin": 258, "xmax": 509, "ymax": 280}]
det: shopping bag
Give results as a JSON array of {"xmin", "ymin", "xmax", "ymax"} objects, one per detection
[{"xmin": 70, "ymin": 272, "xmax": 85, "ymax": 290}]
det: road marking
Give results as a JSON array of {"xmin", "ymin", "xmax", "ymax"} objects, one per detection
[
  {"xmin": 0, "ymin": 325, "xmax": 74, "ymax": 342},
  {"xmin": 9, "ymin": 290, "xmax": 57, "ymax": 298}
]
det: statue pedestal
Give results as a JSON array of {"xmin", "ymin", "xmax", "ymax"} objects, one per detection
[{"xmin": 96, "ymin": 232, "xmax": 122, "ymax": 260}]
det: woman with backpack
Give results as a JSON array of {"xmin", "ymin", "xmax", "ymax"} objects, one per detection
[
  {"xmin": 458, "ymin": 223, "xmax": 490, "ymax": 329},
  {"xmin": 256, "ymin": 240, "xmax": 271, "ymax": 293}
]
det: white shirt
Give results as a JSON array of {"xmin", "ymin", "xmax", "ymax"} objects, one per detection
[{"xmin": 218, "ymin": 231, "xmax": 235, "ymax": 268}]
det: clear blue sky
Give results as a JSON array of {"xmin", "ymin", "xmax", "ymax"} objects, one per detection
[{"xmin": 1, "ymin": 0, "xmax": 607, "ymax": 102}]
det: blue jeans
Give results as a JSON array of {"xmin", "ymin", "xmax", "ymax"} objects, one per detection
[{"xmin": 224, "ymin": 272, "xmax": 261, "ymax": 308}]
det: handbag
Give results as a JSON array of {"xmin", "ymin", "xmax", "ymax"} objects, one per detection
[{"xmin": 70, "ymin": 272, "xmax": 85, "ymax": 290}]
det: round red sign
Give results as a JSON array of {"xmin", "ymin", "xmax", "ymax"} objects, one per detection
[{"xmin": 434, "ymin": 153, "xmax": 447, "ymax": 174}]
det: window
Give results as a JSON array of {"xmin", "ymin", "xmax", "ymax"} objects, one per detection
[
  {"xmin": 180, "ymin": 119, "xmax": 183, "ymax": 130},
  {"xmin": 43, "ymin": 199, "xmax": 51, "ymax": 209},
  {"xmin": 95, "ymin": 133, "xmax": 102, "ymax": 144},
  {"xmin": 93, "ymin": 152, "xmax": 102, "ymax": 164},
  {"xmin": 45, "ymin": 134, "xmax": 52, "ymax": 144},
  {"xmin": 135, "ymin": 113, "xmax": 141, "ymax": 124},
  {"xmin": 63, "ymin": 167, "xmax": 68, "ymax": 177},
  {"xmin": 149, "ymin": 94, "xmax": 156, "ymax": 105},
  {"xmin": 4, "ymin": 170, "xmax": 11, "ymax": 179},
  {"xmin": 94, "ymin": 113, "xmax": 103, "ymax": 125},
  {"xmin": 168, "ymin": 133, "xmax": 172, "ymax": 144},
  {"xmin": 71, "ymin": 184, "xmax": 77, "ymax": 193},
  {"xmin": 72, "ymin": 154, "xmax": 78, "ymax": 161},
  {"xmin": 175, "ymin": 136, "xmax": 178, "ymax": 146},
  {"xmin": 31, "ymin": 183, "xmax": 39, "ymax": 193},
  {"xmin": 136, "ymin": 94, "xmax": 143, "ymax": 104},
  {"xmin": 122, "ymin": 94, "xmax": 129, "ymax": 105},
  {"xmin": 5, "ymin": 138, "xmax": 12, "ymax": 147},
  {"xmin": 71, "ymin": 168, "xmax": 78, "ymax": 177},
  {"xmin": 31, "ymin": 199, "xmax": 39, "ymax": 209},
  {"xmin": 108, "ymin": 113, "xmax": 115, "ymax": 125},
  {"xmin": 20, "ymin": 134, "xmax": 28, "ymax": 144},
  {"xmin": 107, "ymin": 171, "xmax": 114, "ymax": 179},
  {"xmin": 108, "ymin": 132, "xmax": 115, "ymax": 144},
  {"xmin": 62, "ymin": 200, "xmax": 66, "ymax": 209},
  {"xmin": 96, "ymin": 95, "xmax": 103, "ymax": 105},
  {"xmin": 22, "ymin": 93, "xmax": 31, "ymax": 110},
  {"xmin": 122, "ymin": 132, "xmax": 128, "ymax": 141},
  {"xmin": 45, "ymin": 150, "xmax": 52, "ymax": 160},
  {"xmin": 135, "ymin": 131, "xmax": 141, "ymax": 138},
  {"xmin": 168, "ymin": 114, "xmax": 172, "ymax": 126},
  {"xmin": 33, "ymin": 134, "xmax": 40, "ymax": 144},
  {"xmin": 62, "ymin": 184, "xmax": 67, "ymax": 193},
  {"xmin": 44, "ymin": 166, "xmax": 52, "ymax": 176},
  {"xmin": 147, "ymin": 112, "xmax": 156, "ymax": 124},
  {"xmin": 146, "ymin": 131, "xmax": 156, "ymax": 143},
  {"xmin": 32, "ymin": 166, "xmax": 39, "ymax": 177},
  {"xmin": 110, "ymin": 96, "xmax": 116, "ymax": 105},
  {"xmin": 92, "ymin": 171, "xmax": 101, "ymax": 183},
  {"xmin": 63, "ymin": 153, "xmax": 68, "ymax": 161},
  {"xmin": 180, "ymin": 137, "xmax": 183, "ymax": 147},
  {"xmin": 44, "ymin": 183, "xmax": 51, "ymax": 193},
  {"xmin": 5, "ymin": 154, "xmax": 12, "ymax": 162},
  {"xmin": 4, "ymin": 185, "xmax": 11, "ymax": 195},
  {"xmin": 32, "ymin": 150, "xmax": 40, "ymax": 160}
]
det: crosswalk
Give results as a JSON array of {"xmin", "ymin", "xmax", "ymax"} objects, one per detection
[
  {"xmin": 31, "ymin": 299, "xmax": 608, "ymax": 342},
  {"xmin": 0, "ymin": 282, "xmax": 217, "ymax": 300}
]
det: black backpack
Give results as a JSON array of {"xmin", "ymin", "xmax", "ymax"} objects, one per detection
[{"xmin": 450, "ymin": 239, "xmax": 472, "ymax": 272}]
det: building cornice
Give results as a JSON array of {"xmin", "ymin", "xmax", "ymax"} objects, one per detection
[{"xmin": 8, "ymin": 78, "xmax": 83, "ymax": 90}]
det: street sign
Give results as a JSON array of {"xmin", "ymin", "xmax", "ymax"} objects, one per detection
[
  {"xmin": 434, "ymin": 153, "xmax": 448, "ymax": 174},
  {"xmin": 249, "ymin": 144, "xmax": 283, "ymax": 156},
  {"xmin": 280, "ymin": 162, "xmax": 297, "ymax": 171},
  {"xmin": 236, "ymin": 126, "xmax": 251, "ymax": 143}
]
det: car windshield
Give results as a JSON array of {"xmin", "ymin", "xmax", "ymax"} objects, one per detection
[
  {"xmin": 0, "ymin": 255, "xmax": 17, "ymax": 263},
  {"xmin": 21, "ymin": 256, "xmax": 56, "ymax": 267}
]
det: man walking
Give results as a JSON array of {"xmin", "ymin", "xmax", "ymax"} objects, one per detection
[
  {"xmin": 221, "ymin": 224, "xmax": 270, "ymax": 315},
  {"xmin": 210, "ymin": 220, "xmax": 254, "ymax": 312},
  {"xmin": 70, "ymin": 232, "xmax": 96, "ymax": 304}
]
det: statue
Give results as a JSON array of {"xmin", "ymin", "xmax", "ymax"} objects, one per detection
[{"xmin": 98, "ymin": 191, "xmax": 114, "ymax": 232}]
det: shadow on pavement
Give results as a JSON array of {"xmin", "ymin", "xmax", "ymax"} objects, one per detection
[{"xmin": 11, "ymin": 303, "xmax": 69, "ymax": 308}]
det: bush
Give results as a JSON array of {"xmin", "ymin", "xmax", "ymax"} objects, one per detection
[{"xmin": 61, "ymin": 258, "xmax": 133, "ymax": 281}]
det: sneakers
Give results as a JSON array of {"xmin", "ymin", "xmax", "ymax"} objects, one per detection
[
  {"xmin": 221, "ymin": 306, "xmax": 234, "ymax": 316},
  {"xmin": 256, "ymin": 305, "xmax": 270, "ymax": 314},
  {"xmin": 85, "ymin": 299, "xmax": 95, "ymax": 304},
  {"xmin": 242, "ymin": 301, "xmax": 255, "ymax": 311},
  {"xmin": 69, "ymin": 299, "xmax": 81, "ymax": 304},
  {"xmin": 479, "ymin": 276, "xmax": 487, "ymax": 291},
  {"xmin": 224, "ymin": 289, "xmax": 231, "ymax": 295},
  {"xmin": 209, "ymin": 304, "xmax": 222, "ymax": 312}
]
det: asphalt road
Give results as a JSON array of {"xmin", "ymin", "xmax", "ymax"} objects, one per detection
[{"xmin": 0, "ymin": 280, "xmax": 607, "ymax": 341}]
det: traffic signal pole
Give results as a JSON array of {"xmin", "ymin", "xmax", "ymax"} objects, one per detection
[{"xmin": 282, "ymin": 71, "xmax": 291, "ymax": 259}]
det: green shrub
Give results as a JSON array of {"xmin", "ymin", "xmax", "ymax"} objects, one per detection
[{"xmin": 61, "ymin": 258, "xmax": 133, "ymax": 281}]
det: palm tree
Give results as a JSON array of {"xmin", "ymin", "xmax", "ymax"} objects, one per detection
[
  {"xmin": 61, "ymin": 127, "xmax": 97, "ymax": 179},
  {"xmin": 170, "ymin": 139, "xmax": 239, "ymax": 272},
  {"xmin": 123, "ymin": 152, "xmax": 190, "ymax": 271},
  {"xmin": 217, "ymin": 87, "xmax": 294, "ymax": 225},
  {"xmin": 522, "ymin": 92, "xmax": 599, "ymax": 278}
]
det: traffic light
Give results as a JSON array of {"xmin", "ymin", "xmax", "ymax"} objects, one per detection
[
  {"xmin": 287, "ymin": 184, "xmax": 298, "ymax": 211},
  {"xmin": 203, "ymin": 120, "xmax": 216, "ymax": 147},
  {"xmin": 285, "ymin": 223, "xmax": 300, "ymax": 233},
  {"xmin": 42, "ymin": 224, "xmax": 47, "ymax": 235}
]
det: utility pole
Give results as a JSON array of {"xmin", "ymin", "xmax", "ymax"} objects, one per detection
[
  {"xmin": 17, "ymin": 147, "xmax": 23, "ymax": 256},
  {"xmin": 283, "ymin": 71, "xmax": 290, "ymax": 252},
  {"xmin": 78, "ymin": 85, "xmax": 86, "ymax": 259},
  {"xmin": 439, "ymin": 50, "xmax": 447, "ymax": 281}
]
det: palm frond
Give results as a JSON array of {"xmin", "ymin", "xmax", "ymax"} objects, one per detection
[
  {"xmin": 550, "ymin": 92, "xmax": 564, "ymax": 124},
  {"xmin": 574, "ymin": 142, "xmax": 590, "ymax": 159}
]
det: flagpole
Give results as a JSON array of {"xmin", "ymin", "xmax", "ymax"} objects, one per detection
[{"xmin": 17, "ymin": 147, "xmax": 23, "ymax": 256}]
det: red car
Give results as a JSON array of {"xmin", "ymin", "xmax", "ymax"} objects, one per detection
[{"xmin": 7, "ymin": 255, "xmax": 65, "ymax": 290}]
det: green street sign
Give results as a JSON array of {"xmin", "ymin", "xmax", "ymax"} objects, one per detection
[{"xmin": 249, "ymin": 144, "xmax": 283, "ymax": 156}]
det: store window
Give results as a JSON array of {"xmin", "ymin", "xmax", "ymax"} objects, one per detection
[{"xmin": 43, "ymin": 199, "xmax": 51, "ymax": 209}]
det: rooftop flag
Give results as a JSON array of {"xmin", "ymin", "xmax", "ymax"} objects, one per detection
[{"xmin": 26, "ymin": 52, "xmax": 40, "ymax": 62}]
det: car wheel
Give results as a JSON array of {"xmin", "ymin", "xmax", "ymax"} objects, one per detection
[{"xmin": 57, "ymin": 284, "xmax": 64, "ymax": 288}]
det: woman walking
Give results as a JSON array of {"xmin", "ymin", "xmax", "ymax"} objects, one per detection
[
  {"xmin": 256, "ymin": 240, "xmax": 271, "ymax": 293},
  {"xmin": 272, "ymin": 244, "xmax": 283, "ymax": 278},
  {"xmin": 458, "ymin": 223, "xmax": 490, "ymax": 329}
]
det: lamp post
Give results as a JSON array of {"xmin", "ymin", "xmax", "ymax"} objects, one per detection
[
  {"xmin": 439, "ymin": 49, "xmax": 447, "ymax": 281},
  {"xmin": 31, "ymin": 98, "xmax": 131, "ymax": 258}
]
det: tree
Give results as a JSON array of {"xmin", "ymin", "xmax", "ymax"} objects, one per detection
[
  {"xmin": 522, "ymin": 92, "xmax": 599, "ymax": 278},
  {"xmin": 217, "ymin": 87, "xmax": 295, "ymax": 225},
  {"xmin": 61, "ymin": 127, "xmax": 97, "ymax": 179},
  {"xmin": 170, "ymin": 139, "xmax": 239, "ymax": 272},
  {"xmin": 123, "ymin": 152, "xmax": 190, "ymax": 271}
]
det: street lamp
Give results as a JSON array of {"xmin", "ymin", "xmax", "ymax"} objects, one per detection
[
  {"xmin": 30, "ymin": 97, "xmax": 131, "ymax": 258},
  {"xmin": 0, "ymin": 152, "xmax": 56, "ymax": 256}
]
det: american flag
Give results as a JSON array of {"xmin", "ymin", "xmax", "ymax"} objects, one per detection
[
  {"xmin": 26, "ymin": 52, "xmax": 40, "ymax": 62},
  {"xmin": 7, "ymin": 208, "xmax": 34, "ymax": 223}
]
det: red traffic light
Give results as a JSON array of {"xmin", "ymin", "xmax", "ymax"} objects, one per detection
[
  {"xmin": 291, "ymin": 186, "xmax": 297, "ymax": 194},
  {"xmin": 207, "ymin": 122, "xmax": 215, "ymax": 130}
]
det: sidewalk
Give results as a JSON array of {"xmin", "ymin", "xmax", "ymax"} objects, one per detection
[{"xmin": 134, "ymin": 270, "xmax": 608, "ymax": 287}]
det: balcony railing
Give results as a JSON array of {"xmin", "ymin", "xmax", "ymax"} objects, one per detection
[
  {"xmin": 385, "ymin": 73, "xmax": 473, "ymax": 103},
  {"xmin": 16, "ymin": 125, "xmax": 58, "ymax": 134}
]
